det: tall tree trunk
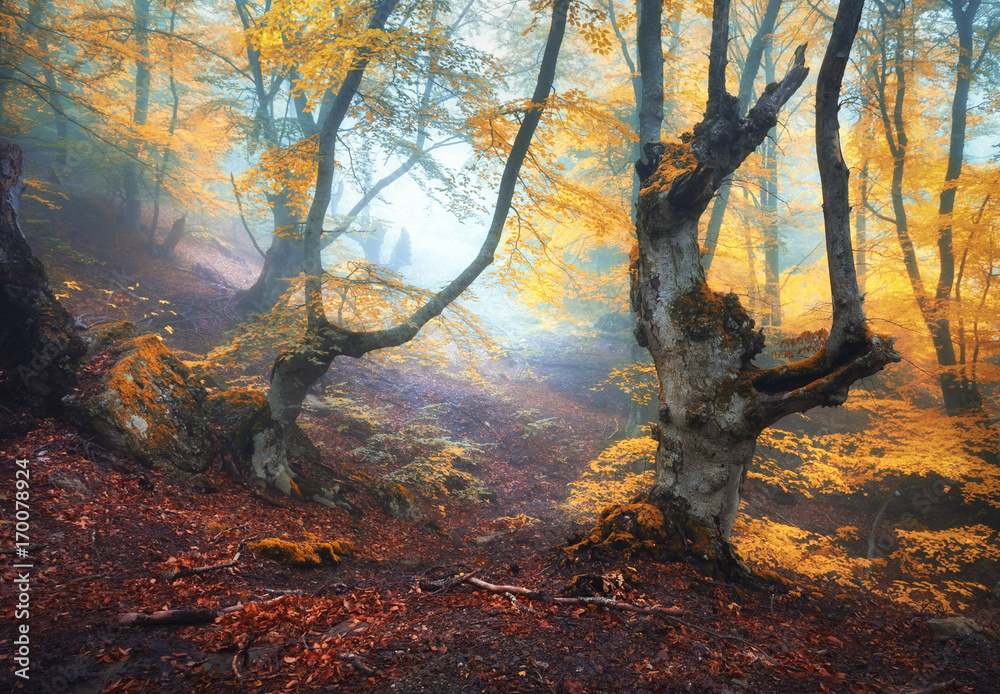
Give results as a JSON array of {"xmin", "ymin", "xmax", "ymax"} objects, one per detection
[
  {"xmin": 761, "ymin": 41, "xmax": 781, "ymax": 327},
  {"xmin": 235, "ymin": 190, "xmax": 306, "ymax": 314},
  {"xmin": 856, "ymin": 162, "xmax": 868, "ymax": 296},
  {"xmin": 699, "ymin": 0, "xmax": 783, "ymax": 272},
  {"xmin": 581, "ymin": 0, "xmax": 899, "ymax": 581},
  {"xmin": 874, "ymin": 0, "xmax": 982, "ymax": 413},
  {"xmin": 149, "ymin": 6, "xmax": 180, "ymax": 250},
  {"xmin": 122, "ymin": 0, "xmax": 151, "ymax": 235},
  {"xmin": 624, "ymin": 0, "xmax": 666, "ymax": 438},
  {"xmin": 930, "ymin": 0, "xmax": 982, "ymax": 412}
]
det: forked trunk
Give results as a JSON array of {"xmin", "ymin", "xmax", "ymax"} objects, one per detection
[
  {"xmin": 235, "ymin": 191, "xmax": 304, "ymax": 314},
  {"xmin": 574, "ymin": 0, "xmax": 900, "ymax": 582}
]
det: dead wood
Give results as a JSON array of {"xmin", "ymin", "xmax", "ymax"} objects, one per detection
[
  {"xmin": 169, "ymin": 553, "xmax": 241, "ymax": 582},
  {"xmin": 119, "ymin": 595, "xmax": 288, "ymax": 627},
  {"xmin": 251, "ymin": 489, "xmax": 291, "ymax": 510},
  {"xmin": 901, "ymin": 682, "xmax": 958, "ymax": 694},
  {"xmin": 419, "ymin": 574, "xmax": 683, "ymax": 616}
]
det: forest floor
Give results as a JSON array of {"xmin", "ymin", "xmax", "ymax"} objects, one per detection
[{"xmin": 2, "ymin": 200, "xmax": 999, "ymax": 694}]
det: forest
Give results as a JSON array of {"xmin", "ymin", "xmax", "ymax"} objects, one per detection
[{"xmin": 1, "ymin": 0, "xmax": 999, "ymax": 691}]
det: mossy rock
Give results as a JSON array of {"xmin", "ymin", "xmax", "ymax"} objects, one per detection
[
  {"xmin": 64, "ymin": 334, "xmax": 213, "ymax": 473},
  {"xmin": 249, "ymin": 537, "xmax": 355, "ymax": 568},
  {"xmin": 181, "ymin": 359, "xmax": 230, "ymax": 391},
  {"xmin": 371, "ymin": 481, "xmax": 428, "ymax": 523},
  {"xmin": 568, "ymin": 502, "xmax": 684, "ymax": 559},
  {"xmin": 384, "ymin": 457, "xmax": 494, "ymax": 502},
  {"xmin": 82, "ymin": 320, "xmax": 142, "ymax": 361}
]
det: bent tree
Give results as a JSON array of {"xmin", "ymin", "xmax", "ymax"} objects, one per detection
[
  {"xmin": 251, "ymin": 0, "xmax": 570, "ymax": 498},
  {"xmin": 580, "ymin": 0, "xmax": 900, "ymax": 580}
]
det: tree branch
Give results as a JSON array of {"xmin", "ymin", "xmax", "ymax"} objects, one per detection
[
  {"xmin": 419, "ymin": 575, "xmax": 683, "ymax": 616},
  {"xmin": 751, "ymin": 0, "xmax": 901, "ymax": 422},
  {"xmin": 815, "ymin": 0, "xmax": 867, "ymax": 353}
]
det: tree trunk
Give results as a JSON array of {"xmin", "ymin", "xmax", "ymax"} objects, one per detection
[
  {"xmin": 930, "ymin": 0, "xmax": 982, "ymax": 412},
  {"xmin": 761, "ymin": 42, "xmax": 781, "ymax": 327},
  {"xmin": 0, "ymin": 144, "xmax": 85, "ymax": 417},
  {"xmin": 156, "ymin": 215, "xmax": 186, "ymax": 261},
  {"xmin": 121, "ymin": 0, "xmax": 151, "ymax": 235},
  {"xmin": 235, "ymin": 190, "xmax": 304, "ymax": 314},
  {"xmin": 578, "ymin": 0, "xmax": 900, "ymax": 581},
  {"xmin": 624, "ymin": 0, "xmax": 666, "ymax": 438},
  {"xmin": 699, "ymin": 0, "xmax": 783, "ymax": 272},
  {"xmin": 874, "ymin": 0, "xmax": 982, "ymax": 414}
]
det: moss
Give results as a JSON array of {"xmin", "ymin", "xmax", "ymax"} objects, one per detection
[
  {"xmin": 65, "ymin": 333, "xmax": 213, "ymax": 472},
  {"xmin": 385, "ymin": 457, "xmax": 492, "ymax": 502},
  {"xmin": 83, "ymin": 321, "xmax": 142, "ymax": 360},
  {"xmin": 569, "ymin": 502, "xmax": 684, "ymax": 559},
  {"xmin": 669, "ymin": 284, "xmax": 763, "ymax": 360},
  {"xmin": 371, "ymin": 481, "xmax": 427, "ymax": 523},
  {"xmin": 249, "ymin": 537, "xmax": 355, "ymax": 567}
]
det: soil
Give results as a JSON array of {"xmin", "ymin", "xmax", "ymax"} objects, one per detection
[{"xmin": 1, "ymin": 199, "xmax": 998, "ymax": 694}]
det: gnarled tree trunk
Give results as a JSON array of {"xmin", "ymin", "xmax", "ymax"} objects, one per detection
[{"xmin": 579, "ymin": 0, "xmax": 900, "ymax": 581}]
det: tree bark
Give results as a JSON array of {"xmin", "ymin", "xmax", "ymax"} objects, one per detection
[
  {"xmin": 624, "ymin": 0, "xmax": 667, "ymax": 438},
  {"xmin": 0, "ymin": 144, "xmax": 85, "ymax": 416},
  {"xmin": 930, "ymin": 0, "xmax": 982, "ymax": 412},
  {"xmin": 601, "ymin": 0, "xmax": 899, "ymax": 581},
  {"xmin": 761, "ymin": 42, "xmax": 780, "ymax": 326},
  {"xmin": 872, "ymin": 0, "xmax": 982, "ymax": 413}
]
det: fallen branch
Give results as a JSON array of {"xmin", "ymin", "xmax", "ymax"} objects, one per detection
[
  {"xmin": 426, "ymin": 569, "xmax": 479, "ymax": 596},
  {"xmin": 251, "ymin": 489, "xmax": 291, "ymax": 510},
  {"xmin": 169, "ymin": 553, "xmax": 241, "ymax": 582},
  {"xmin": 119, "ymin": 595, "xmax": 289, "ymax": 627},
  {"xmin": 419, "ymin": 574, "xmax": 683, "ymax": 616},
  {"xmin": 62, "ymin": 571, "xmax": 113, "ymax": 585}
]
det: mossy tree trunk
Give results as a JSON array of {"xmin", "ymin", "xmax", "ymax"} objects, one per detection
[{"xmin": 621, "ymin": 0, "xmax": 900, "ymax": 580}]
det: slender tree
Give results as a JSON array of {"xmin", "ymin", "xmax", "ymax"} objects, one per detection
[
  {"xmin": 868, "ymin": 0, "xmax": 995, "ymax": 413},
  {"xmin": 253, "ymin": 0, "xmax": 571, "ymax": 496}
]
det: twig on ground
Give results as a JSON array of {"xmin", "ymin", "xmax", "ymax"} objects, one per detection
[
  {"xmin": 419, "ymin": 574, "xmax": 683, "ymax": 616},
  {"xmin": 251, "ymin": 489, "xmax": 291, "ymax": 510},
  {"xmin": 900, "ymin": 681, "xmax": 957, "ymax": 694},
  {"xmin": 169, "ymin": 552, "xmax": 241, "ymax": 582}
]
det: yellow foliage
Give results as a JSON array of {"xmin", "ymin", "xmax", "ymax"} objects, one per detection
[
  {"xmin": 562, "ymin": 438, "xmax": 656, "ymax": 523},
  {"xmin": 895, "ymin": 525, "xmax": 1000, "ymax": 577},
  {"xmin": 249, "ymin": 537, "xmax": 355, "ymax": 568},
  {"xmin": 732, "ymin": 515, "xmax": 874, "ymax": 588}
]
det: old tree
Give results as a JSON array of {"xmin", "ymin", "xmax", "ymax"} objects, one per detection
[{"xmin": 577, "ymin": 0, "xmax": 901, "ymax": 580}]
